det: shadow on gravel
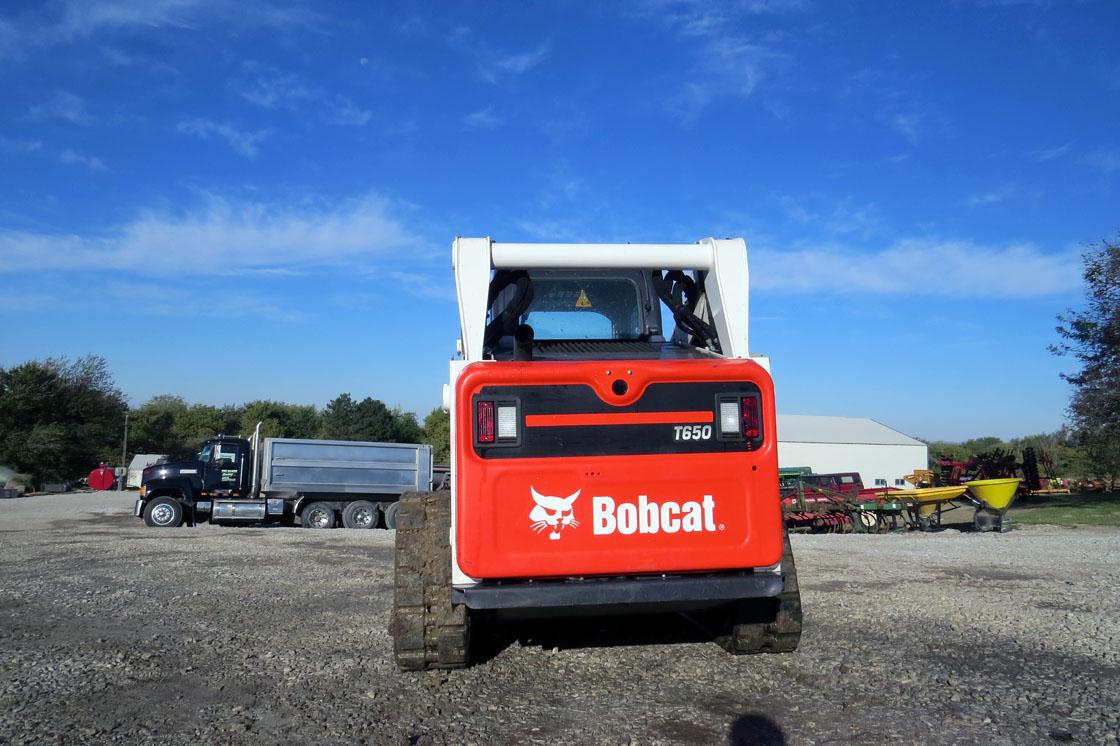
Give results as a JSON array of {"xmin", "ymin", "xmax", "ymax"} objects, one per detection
[
  {"xmin": 489, "ymin": 611, "xmax": 716, "ymax": 659},
  {"xmin": 48, "ymin": 512, "xmax": 134, "ymax": 530},
  {"xmin": 728, "ymin": 714, "xmax": 786, "ymax": 746}
]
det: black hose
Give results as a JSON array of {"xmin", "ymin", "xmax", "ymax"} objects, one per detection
[
  {"xmin": 484, "ymin": 270, "xmax": 534, "ymax": 351},
  {"xmin": 513, "ymin": 324, "xmax": 535, "ymax": 361},
  {"xmin": 651, "ymin": 270, "xmax": 721, "ymax": 352}
]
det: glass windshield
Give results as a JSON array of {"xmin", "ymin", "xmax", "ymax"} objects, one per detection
[
  {"xmin": 198, "ymin": 444, "xmax": 213, "ymax": 462},
  {"xmin": 520, "ymin": 277, "xmax": 643, "ymax": 340}
]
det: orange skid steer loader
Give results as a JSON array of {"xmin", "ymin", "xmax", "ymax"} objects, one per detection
[{"xmin": 391, "ymin": 237, "xmax": 802, "ymax": 670}]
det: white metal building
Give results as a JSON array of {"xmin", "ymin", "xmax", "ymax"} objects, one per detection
[
  {"xmin": 126, "ymin": 454, "xmax": 169, "ymax": 489},
  {"xmin": 776, "ymin": 415, "xmax": 928, "ymax": 490}
]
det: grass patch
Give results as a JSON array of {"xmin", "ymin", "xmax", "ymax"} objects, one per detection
[{"xmin": 1012, "ymin": 492, "xmax": 1120, "ymax": 528}]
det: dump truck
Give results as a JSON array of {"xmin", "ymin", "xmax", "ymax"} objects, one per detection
[
  {"xmin": 135, "ymin": 427, "xmax": 432, "ymax": 529},
  {"xmin": 390, "ymin": 237, "xmax": 802, "ymax": 670}
]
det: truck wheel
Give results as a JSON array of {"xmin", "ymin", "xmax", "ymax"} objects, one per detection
[
  {"xmin": 143, "ymin": 497, "xmax": 183, "ymax": 528},
  {"xmin": 390, "ymin": 491, "xmax": 472, "ymax": 670},
  {"xmin": 383, "ymin": 501, "xmax": 400, "ymax": 530},
  {"xmin": 342, "ymin": 500, "xmax": 378, "ymax": 530},
  {"xmin": 301, "ymin": 502, "xmax": 335, "ymax": 529},
  {"xmin": 719, "ymin": 533, "xmax": 802, "ymax": 655}
]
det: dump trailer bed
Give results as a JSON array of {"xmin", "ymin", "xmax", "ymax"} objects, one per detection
[{"xmin": 260, "ymin": 438, "xmax": 433, "ymax": 495}]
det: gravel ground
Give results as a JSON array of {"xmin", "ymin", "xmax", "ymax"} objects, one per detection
[{"xmin": 1, "ymin": 491, "xmax": 1117, "ymax": 745}]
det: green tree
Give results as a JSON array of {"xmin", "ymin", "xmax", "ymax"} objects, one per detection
[
  {"xmin": 1012, "ymin": 428, "xmax": 1086, "ymax": 478},
  {"xmin": 352, "ymin": 397, "xmax": 397, "ymax": 441},
  {"xmin": 0, "ymin": 356, "xmax": 127, "ymax": 485},
  {"xmin": 320, "ymin": 393, "xmax": 358, "ymax": 440},
  {"xmin": 390, "ymin": 406, "xmax": 423, "ymax": 443},
  {"xmin": 1053, "ymin": 237, "xmax": 1120, "ymax": 488},
  {"xmin": 422, "ymin": 407, "xmax": 451, "ymax": 463},
  {"xmin": 240, "ymin": 400, "xmax": 319, "ymax": 440},
  {"xmin": 130, "ymin": 397, "xmax": 244, "ymax": 459},
  {"xmin": 924, "ymin": 437, "xmax": 1009, "ymax": 467},
  {"xmin": 321, "ymin": 394, "xmax": 423, "ymax": 444},
  {"xmin": 129, "ymin": 395, "xmax": 190, "ymax": 456},
  {"xmin": 175, "ymin": 404, "xmax": 242, "ymax": 454}
]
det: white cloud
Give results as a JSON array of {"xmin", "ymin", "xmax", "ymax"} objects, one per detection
[
  {"xmin": 0, "ymin": 194, "xmax": 418, "ymax": 276},
  {"xmin": 385, "ymin": 271, "xmax": 455, "ymax": 300},
  {"xmin": 98, "ymin": 45, "xmax": 140, "ymax": 66},
  {"xmin": 0, "ymin": 138, "xmax": 43, "ymax": 153},
  {"xmin": 58, "ymin": 149, "xmax": 108, "ymax": 173},
  {"xmin": 55, "ymin": 0, "xmax": 327, "ymax": 38},
  {"xmin": 885, "ymin": 111, "xmax": 922, "ymax": 145},
  {"xmin": 1026, "ymin": 142, "xmax": 1073, "ymax": 161},
  {"xmin": 966, "ymin": 185, "xmax": 1015, "ymax": 207},
  {"xmin": 238, "ymin": 71, "xmax": 315, "ymax": 109},
  {"xmin": 493, "ymin": 43, "xmax": 549, "ymax": 75},
  {"xmin": 1, "ymin": 1, "xmax": 330, "ymax": 60},
  {"xmin": 324, "ymin": 97, "xmax": 372, "ymax": 127},
  {"xmin": 27, "ymin": 90, "xmax": 89, "ymax": 124},
  {"xmin": 463, "ymin": 106, "xmax": 502, "ymax": 129},
  {"xmin": 446, "ymin": 28, "xmax": 550, "ymax": 82},
  {"xmin": 1079, "ymin": 149, "xmax": 1120, "ymax": 175},
  {"xmin": 176, "ymin": 119, "xmax": 272, "ymax": 157},
  {"xmin": 0, "ymin": 18, "xmax": 19, "ymax": 59},
  {"xmin": 514, "ymin": 218, "xmax": 591, "ymax": 243},
  {"xmin": 2, "ymin": 137, "xmax": 106, "ymax": 173},
  {"xmin": 778, "ymin": 196, "xmax": 884, "ymax": 239},
  {"xmin": 106, "ymin": 282, "xmax": 307, "ymax": 322},
  {"xmin": 751, "ymin": 239, "xmax": 1079, "ymax": 298},
  {"xmin": 236, "ymin": 66, "xmax": 371, "ymax": 127},
  {"xmin": 0, "ymin": 287, "xmax": 52, "ymax": 311},
  {"xmin": 635, "ymin": 0, "xmax": 803, "ymax": 119}
]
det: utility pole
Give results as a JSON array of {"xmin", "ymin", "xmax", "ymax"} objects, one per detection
[{"xmin": 120, "ymin": 411, "xmax": 129, "ymax": 491}]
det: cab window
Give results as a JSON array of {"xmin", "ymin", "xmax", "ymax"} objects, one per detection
[
  {"xmin": 213, "ymin": 445, "xmax": 237, "ymax": 464},
  {"xmin": 514, "ymin": 277, "xmax": 643, "ymax": 340}
]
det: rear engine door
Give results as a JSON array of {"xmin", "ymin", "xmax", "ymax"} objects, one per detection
[{"xmin": 455, "ymin": 359, "xmax": 784, "ymax": 580}]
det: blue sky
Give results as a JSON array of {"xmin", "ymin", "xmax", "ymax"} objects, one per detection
[{"xmin": 1, "ymin": 0, "xmax": 1117, "ymax": 441}]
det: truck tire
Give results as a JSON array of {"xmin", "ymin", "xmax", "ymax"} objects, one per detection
[
  {"xmin": 301, "ymin": 502, "xmax": 335, "ymax": 529},
  {"xmin": 383, "ymin": 500, "xmax": 400, "ymax": 530},
  {"xmin": 390, "ymin": 491, "xmax": 471, "ymax": 670},
  {"xmin": 143, "ymin": 497, "xmax": 183, "ymax": 528},
  {"xmin": 719, "ymin": 533, "xmax": 802, "ymax": 655},
  {"xmin": 342, "ymin": 500, "xmax": 378, "ymax": 530}
]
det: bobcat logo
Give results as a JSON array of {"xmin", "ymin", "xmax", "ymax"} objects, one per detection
[{"xmin": 529, "ymin": 486, "xmax": 581, "ymax": 540}]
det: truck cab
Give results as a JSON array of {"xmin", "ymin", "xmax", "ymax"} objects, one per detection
[{"xmin": 134, "ymin": 436, "xmax": 252, "ymax": 527}]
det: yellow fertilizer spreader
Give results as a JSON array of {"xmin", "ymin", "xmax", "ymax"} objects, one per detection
[{"xmin": 964, "ymin": 478, "xmax": 1022, "ymax": 533}]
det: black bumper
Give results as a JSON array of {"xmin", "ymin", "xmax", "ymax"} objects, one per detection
[{"xmin": 453, "ymin": 571, "xmax": 782, "ymax": 611}]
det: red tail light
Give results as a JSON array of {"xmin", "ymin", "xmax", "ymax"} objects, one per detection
[
  {"xmin": 741, "ymin": 395, "xmax": 760, "ymax": 440},
  {"xmin": 477, "ymin": 401, "xmax": 495, "ymax": 443}
]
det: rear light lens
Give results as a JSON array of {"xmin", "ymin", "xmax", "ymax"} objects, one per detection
[
  {"xmin": 477, "ymin": 401, "xmax": 495, "ymax": 443},
  {"xmin": 718, "ymin": 401, "xmax": 740, "ymax": 435},
  {"xmin": 741, "ymin": 395, "xmax": 761, "ymax": 440},
  {"xmin": 497, "ymin": 405, "xmax": 518, "ymax": 440}
]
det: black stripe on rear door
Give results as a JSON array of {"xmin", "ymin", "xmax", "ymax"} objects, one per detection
[{"xmin": 472, "ymin": 381, "xmax": 762, "ymax": 459}]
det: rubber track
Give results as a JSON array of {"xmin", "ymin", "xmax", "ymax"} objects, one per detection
[
  {"xmin": 391, "ymin": 492, "xmax": 471, "ymax": 671},
  {"xmin": 720, "ymin": 533, "xmax": 803, "ymax": 654}
]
